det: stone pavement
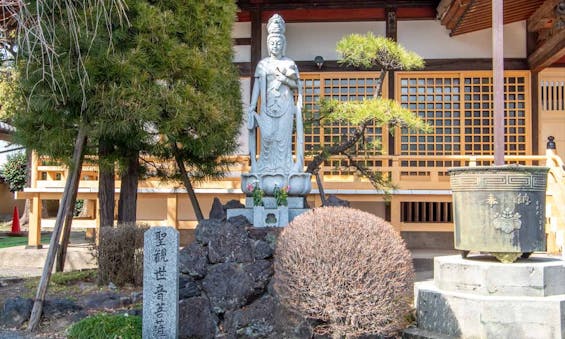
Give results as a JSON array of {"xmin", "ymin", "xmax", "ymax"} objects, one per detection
[{"xmin": 0, "ymin": 232, "xmax": 96, "ymax": 278}]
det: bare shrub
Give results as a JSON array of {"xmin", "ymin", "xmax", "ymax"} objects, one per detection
[
  {"xmin": 274, "ymin": 207, "xmax": 414, "ymax": 338},
  {"xmin": 95, "ymin": 224, "xmax": 148, "ymax": 287}
]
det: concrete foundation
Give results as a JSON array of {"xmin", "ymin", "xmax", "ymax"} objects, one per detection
[{"xmin": 407, "ymin": 254, "xmax": 565, "ymax": 339}]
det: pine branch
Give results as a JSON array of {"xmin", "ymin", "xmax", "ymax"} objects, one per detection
[{"xmin": 306, "ymin": 120, "xmax": 368, "ymax": 174}]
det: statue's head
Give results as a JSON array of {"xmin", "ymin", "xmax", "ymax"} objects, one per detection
[
  {"xmin": 267, "ymin": 14, "xmax": 285, "ymax": 35},
  {"xmin": 267, "ymin": 33, "xmax": 286, "ymax": 57},
  {"xmin": 267, "ymin": 14, "xmax": 287, "ymax": 57}
]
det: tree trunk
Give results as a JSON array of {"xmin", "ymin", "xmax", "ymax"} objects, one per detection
[
  {"xmin": 56, "ymin": 147, "xmax": 85, "ymax": 272},
  {"xmin": 314, "ymin": 171, "xmax": 327, "ymax": 206},
  {"xmin": 98, "ymin": 141, "xmax": 115, "ymax": 227},
  {"xmin": 117, "ymin": 153, "xmax": 139, "ymax": 225},
  {"xmin": 28, "ymin": 127, "xmax": 87, "ymax": 332},
  {"xmin": 172, "ymin": 143, "xmax": 204, "ymax": 221}
]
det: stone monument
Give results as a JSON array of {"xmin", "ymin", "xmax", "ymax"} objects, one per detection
[
  {"xmin": 143, "ymin": 227, "xmax": 179, "ymax": 338},
  {"xmin": 228, "ymin": 14, "xmax": 311, "ymax": 227}
]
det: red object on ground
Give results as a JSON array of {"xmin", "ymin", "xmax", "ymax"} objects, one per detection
[{"xmin": 11, "ymin": 206, "xmax": 21, "ymax": 234}]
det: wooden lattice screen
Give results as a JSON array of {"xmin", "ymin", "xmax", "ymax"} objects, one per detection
[
  {"xmin": 396, "ymin": 71, "xmax": 531, "ymax": 163},
  {"xmin": 299, "ymin": 70, "xmax": 531, "ymax": 174},
  {"xmin": 301, "ymin": 72, "xmax": 388, "ymax": 175}
]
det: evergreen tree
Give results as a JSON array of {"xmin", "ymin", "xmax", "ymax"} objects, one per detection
[
  {"xmin": 306, "ymin": 33, "xmax": 430, "ymax": 202},
  {"xmin": 14, "ymin": 0, "xmax": 242, "ymax": 225},
  {"xmin": 90, "ymin": 0, "xmax": 242, "ymax": 223}
]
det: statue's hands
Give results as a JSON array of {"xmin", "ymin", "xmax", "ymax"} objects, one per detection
[
  {"xmin": 247, "ymin": 107, "xmax": 257, "ymax": 130},
  {"xmin": 275, "ymin": 71, "xmax": 286, "ymax": 84}
]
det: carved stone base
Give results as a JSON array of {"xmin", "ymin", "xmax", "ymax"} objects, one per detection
[{"xmin": 227, "ymin": 199, "xmax": 309, "ymax": 227}]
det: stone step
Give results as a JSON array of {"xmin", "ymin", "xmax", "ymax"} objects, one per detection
[
  {"xmin": 434, "ymin": 254, "xmax": 565, "ymax": 297},
  {"xmin": 416, "ymin": 280, "xmax": 565, "ymax": 339}
]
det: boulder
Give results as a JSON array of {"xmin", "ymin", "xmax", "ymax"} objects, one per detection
[
  {"xmin": 178, "ymin": 297, "xmax": 218, "ymax": 338},
  {"xmin": 224, "ymin": 199, "xmax": 245, "ymax": 210},
  {"xmin": 207, "ymin": 221, "xmax": 253, "ymax": 264},
  {"xmin": 195, "ymin": 219, "xmax": 225, "ymax": 244},
  {"xmin": 202, "ymin": 262, "xmax": 255, "ymax": 313},
  {"xmin": 81, "ymin": 292, "xmax": 126, "ymax": 310},
  {"xmin": 252, "ymin": 239, "xmax": 274, "ymax": 260},
  {"xmin": 209, "ymin": 197, "xmax": 226, "ymax": 220},
  {"xmin": 179, "ymin": 242, "xmax": 208, "ymax": 278},
  {"xmin": 179, "ymin": 274, "xmax": 200, "ymax": 300},
  {"xmin": 227, "ymin": 215, "xmax": 252, "ymax": 229},
  {"xmin": 43, "ymin": 299, "xmax": 82, "ymax": 318},
  {"xmin": 224, "ymin": 295, "xmax": 276, "ymax": 338},
  {"xmin": 244, "ymin": 260, "xmax": 274, "ymax": 293},
  {"xmin": 325, "ymin": 194, "xmax": 350, "ymax": 207},
  {"xmin": 0, "ymin": 297, "xmax": 33, "ymax": 328}
]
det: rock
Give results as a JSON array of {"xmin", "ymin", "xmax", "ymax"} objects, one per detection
[
  {"xmin": 179, "ymin": 242, "xmax": 208, "ymax": 278},
  {"xmin": 202, "ymin": 263, "xmax": 255, "ymax": 314},
  {"xmin": 248, "ymin": 227, "xmax": 280, "ymax": 243},
  {"xmin": 179, "ymin": 274, "xmax": 200, "ymax": 299},
  {"xmin": 224, "ymin": 295, "xmax": 276, "ymax": 338},
  {"xmin": 0, "ymin": 297, "xmax": 33, "ymax": 328},
  {"xmin": 43, "ymin": 299, "xmax": 82, "ymax": 318},
  {"xmin": 179, "ymin": 297, "xmax": 218, "ymax": 338},
  {"xmin": 244, "ymin": 260, "xmax": 274, "ymax": 293},
  {"xmin": 227, "ymin": 215, "xmax": 252, "ymax": 229},
  {"xmin": 253, "ymin": 239, "xmax": 274, "ymax": 260},
  {"xmin": 131, "ymin": 291, "xmax": 143, "ymax": 304},
  {"xmin": 209, "ymin": 197, "xmax": 226, "ymax": 220},
  {"xmin": 207, "ymin": 221, "xmax": 253, "ymax": 264},
  {"xmin": 81, "ymin": 292, "xmax": 125, "ymax": 310},
  {"xmin": 108, "ymin": 282, "xmax": 117, "ymax": 291},
  {"xmin": 224, "ymin": 199, "xmax": 245, "ymax": 210},
  {"xmin": 325, "ymin": 194, "xmax": 350, "ymax": 207},
  {"xmin": 271, "ymin": 296, "xmax": 313, "ymax": 339},
  {"xmin": 127, "ymin": 309, "xmax": 142, "ymax": 317},
  {"xmin": 119, "ymin": 296, "xmax": 132, "ymax": 306},
  {"xmin": 195, "ymin": 219, "xmax": 225, "ymax": 244}
]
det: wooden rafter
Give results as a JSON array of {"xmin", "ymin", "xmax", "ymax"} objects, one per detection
[
  {"xmin": 237, "ymin": 0, "xmax": 439, "ymax": 11},
  {"xmin": 529, "ymin": 28, "xmax": 565, "ymax": 72},
  {"xmin": 438, "ymin": 0, "xmax": 545, "ymax": 36},
  {"xmin": 527, "ymin": 0, "xmax": 561, "ymax": 32}
]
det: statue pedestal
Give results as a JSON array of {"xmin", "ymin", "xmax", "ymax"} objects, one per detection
[
  {"xmin": 405, "ymin": 255, "xmax": 565, "ymax": 339},
  {"xmin": 226, "ymin": 197, "xmax": 309, "ymax": 227}
]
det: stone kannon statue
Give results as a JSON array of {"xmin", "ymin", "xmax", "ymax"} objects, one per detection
[{"xmin": 242, "ymin": 14, "xmax": 311, "ymax": 197}]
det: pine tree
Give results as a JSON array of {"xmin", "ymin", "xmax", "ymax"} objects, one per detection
[{"xmin": 306, "ymin": 33, "xmax": 430, "ymax": 202}]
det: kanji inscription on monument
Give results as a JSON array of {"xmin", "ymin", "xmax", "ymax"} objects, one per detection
[{"xmin": 143, "ymin": 227, "xmax": 179, "ymax": 338}]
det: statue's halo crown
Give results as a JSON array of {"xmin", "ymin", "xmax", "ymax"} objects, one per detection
[{"xmin": 267, "ymin": 14, "xmax": 285, "ymax": 34}]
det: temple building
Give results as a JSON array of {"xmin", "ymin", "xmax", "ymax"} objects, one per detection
[{"xmin": 18, "ymin": 0, "xmax": 565, "ymax": 249}]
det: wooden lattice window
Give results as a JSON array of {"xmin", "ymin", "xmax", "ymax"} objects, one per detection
[
  {"xmin": 401, "ymin": 201, "xmax": 453, "ymax": 223},
  {"xmin": 396, "ymin": 71, "xmax": 531, "ymax": 159},
  {"xmin": 540, "ymin": 77, "xmax": 565, "ymax": 112},
  {"xmin": 301, "ymin": 72, "xmax": 388, "ymax": 175}
]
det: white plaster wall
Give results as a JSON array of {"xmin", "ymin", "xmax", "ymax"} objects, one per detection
[
  {"xmin": 232, "ymin": 22, "xmax": 252, "ymax": 63},
  {"xmin": 262, "ymin": 22, "xmax": 386, "ymax": 61},
  {"xmin": 233, "ymin": 45, "xmax": 251, "ymax": 63},
  {"xmin": 232, "ymin": 22, "xmax": 251, "ymax": 38},
  {"xmin": 398, "ymin": 20, "xmax": 527, "ymax": 59}
]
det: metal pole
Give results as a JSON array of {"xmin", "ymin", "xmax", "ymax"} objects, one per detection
[{"xmin": 493, "ymin": 0, "xmax": 505, "ymax": 165}]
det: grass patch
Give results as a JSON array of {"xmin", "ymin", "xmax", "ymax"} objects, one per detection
[
  {"xmin": 67, "ymin": 313, "xmax": 141, "ymax": 339},
  {"xmin": 24, "ymin": 269, "xmax": 98, "ymax": 297},
  {"xmin": 51, "ymin": 269, "xmax": 97, "ymax": 285},
  {"xmin": 0, "ymin": 234, "xmax": 51, "ymax": 249}
]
